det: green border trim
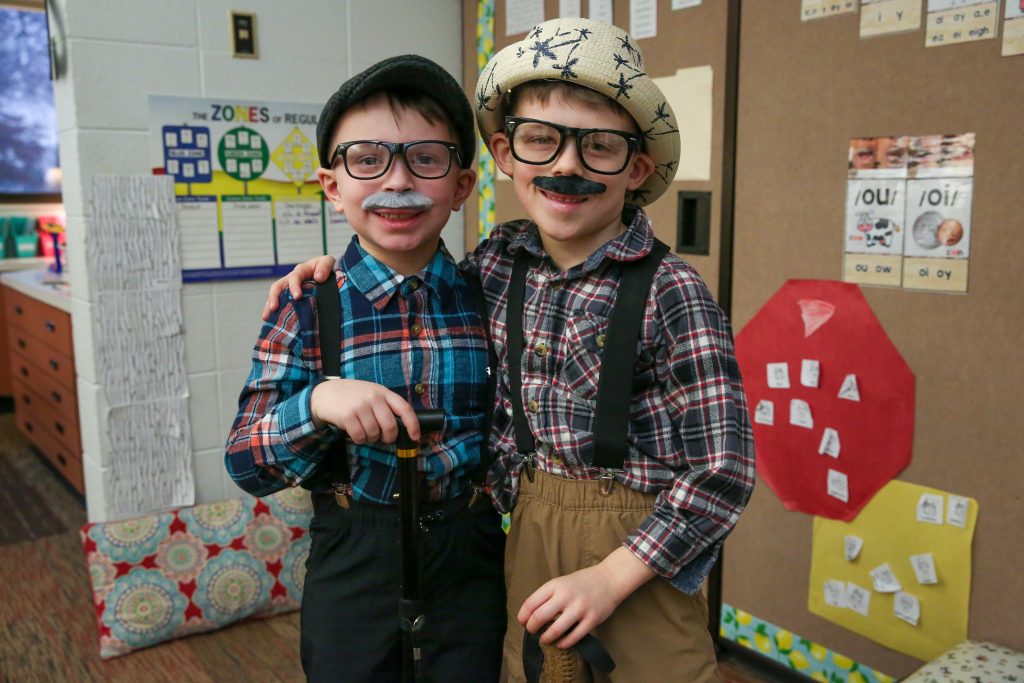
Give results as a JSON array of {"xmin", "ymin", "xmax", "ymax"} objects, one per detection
[
  {"xmin": 476, "ymin": 0, "xmax": 496, "ymax": 241},
  {"xmin": 720, "ymin": 603, "xmax": 896, "ymax": 683}
]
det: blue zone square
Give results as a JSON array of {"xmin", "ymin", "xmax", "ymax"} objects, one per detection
[{"xmin": 162, "ymin": 125, "xmax": 213, "ymax": 184}]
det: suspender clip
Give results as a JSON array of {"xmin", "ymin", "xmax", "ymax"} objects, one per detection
[
  {"xmin": 598, "ymin": 470, "xmax": 619, "ymax": 497},
  {"xmin": 468, "ymin": 483, "xmax": 485, "ymax": 509},
  {"xmin": 333, "ymin": 482, "xmax": 352, "ymax": 508},
  {"xmin": 522, "ymin": 453, "xmax": 536, "ymax": 482}
]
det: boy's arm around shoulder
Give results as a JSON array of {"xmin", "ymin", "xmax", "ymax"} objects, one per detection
[
  {"xmin": 625, "ymin": 259, "xmax": 756, "ymax": 592},
  {"xmin": 225, "ymin": 285, "xmax": 339, "ymax": 497}
]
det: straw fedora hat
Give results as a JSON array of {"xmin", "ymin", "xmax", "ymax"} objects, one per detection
[{"xmin": 475, "ymin": 17, "xmax": 680, "ymax": 207}]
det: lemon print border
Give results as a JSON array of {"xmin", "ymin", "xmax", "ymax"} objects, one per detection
[{"xmin": 721, "ymin": 603, "xmax": 895, "ymax": 683}]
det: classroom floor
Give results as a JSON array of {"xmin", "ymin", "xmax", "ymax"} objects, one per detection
[{"xmin": 0, "ymin": 411, "xmax": 788, "ymax": 682}]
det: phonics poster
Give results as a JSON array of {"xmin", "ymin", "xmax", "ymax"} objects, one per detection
[{"xmin": 843, "ymin": 132, "xmax": 975, "ymax": 293}]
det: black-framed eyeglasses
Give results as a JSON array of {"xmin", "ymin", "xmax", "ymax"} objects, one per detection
[
  {"xmin": 504, "ymin": 116, "xmax": 642, "ymax": 175},
  {"xmin": 329, "ymin": 140, "xmax": 461, "ymax": 180}
]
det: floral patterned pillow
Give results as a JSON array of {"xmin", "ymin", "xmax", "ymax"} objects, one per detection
[
  {"xmin": 80, "ymin": 488, "xmax": 313, "ymax": 659},
  {"xmin": 903, "ymin": 641, "xmax": 1024, "ymax": 683}
]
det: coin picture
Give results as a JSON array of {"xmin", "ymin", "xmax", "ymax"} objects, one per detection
[
  {"xmin": 912, "ymin": 210, "xmax": 943, "ymax": 249},
  {"xmin": 937, "ymin": 218, "xmax": 964, "ymax": 246}
]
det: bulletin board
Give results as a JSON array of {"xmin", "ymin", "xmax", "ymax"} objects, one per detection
[
  {"xmin": 460, "ymin": 0, "xmax": 732, "ymax": 300},
  {"xmin": 726, "ymin": 1, "xmax": 1024, "ymax": 677}
]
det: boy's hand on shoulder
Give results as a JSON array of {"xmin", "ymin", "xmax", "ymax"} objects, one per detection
[
  {"xmin": 519, "ymin": 546, "xmax": 656, "ymax": 649},
  {"xmin": 310, "ymin": 379, "xmax": 420, "ymax": 443},
  {"xmin": 261, "ymin": 255, "xmax": 338, "ymax": 320}
]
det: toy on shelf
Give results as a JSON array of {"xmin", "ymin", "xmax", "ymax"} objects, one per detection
[{"xmin": 38, "ymin": 216, "xmax": 65, "ymax": 274}]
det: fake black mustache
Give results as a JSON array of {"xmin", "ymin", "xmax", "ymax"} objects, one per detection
[{"xmin": 532, "ymin": 176, "xmax": 607, "ymax": 196}]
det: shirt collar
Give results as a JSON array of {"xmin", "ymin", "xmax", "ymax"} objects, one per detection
[
  {"xmin": 341, "ymin": 236, "xmax": 457, "ymax": 310},
  {"xmin": 508, "ymin": 206, "xmax": 654, "ymax": 277}
]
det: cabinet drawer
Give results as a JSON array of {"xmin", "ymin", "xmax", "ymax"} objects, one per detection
[
  {"xmin": 5, "ymin": 288, "xmax": 72, "ymax": 356},
  {"xmin": 9, "ymin": 343, "xmax": 75, "ymax": 393},
  {"xmin": 12, "ymin": 379, "xmax": 81, "ymax": 453},
  {"xmin": 19, "ymin": 410, "xmax": 84, "ymax": 494},
  {"xmin": 10, "ymin": 373, "xmax": 77, "ymax": 428}
]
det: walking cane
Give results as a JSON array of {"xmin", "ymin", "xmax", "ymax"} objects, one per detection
[{"xmin": 395, "ymin": 408, "xmax": 445, "ymax": 683}]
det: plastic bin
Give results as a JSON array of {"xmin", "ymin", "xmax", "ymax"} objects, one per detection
[{"xmin": 7, "ymin": 217, "xmax": 39, "ymax": 257}]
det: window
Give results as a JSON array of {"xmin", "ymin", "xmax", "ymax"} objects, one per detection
[{"xmin": 0, "ymin": 7, "xmax": 60, "ymax": 199}]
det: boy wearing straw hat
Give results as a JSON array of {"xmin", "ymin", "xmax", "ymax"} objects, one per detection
[{"xmin": 265, "ymin": 18, "xmax": 754, "ymax": 682}]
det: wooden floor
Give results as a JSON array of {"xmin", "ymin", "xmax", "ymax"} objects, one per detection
[{"xmin": 0, "ymin": 412, "xmax": 784, "ymax": 682}]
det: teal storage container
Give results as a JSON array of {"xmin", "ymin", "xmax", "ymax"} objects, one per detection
[{"xmin": 7, "ymin": 217, "xmax": 39, "ymax": 257}]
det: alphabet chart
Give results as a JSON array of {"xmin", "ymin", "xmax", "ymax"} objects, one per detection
[{"xmin": 843, "ymin": 133, "xmax": 974, "ymax": 293}]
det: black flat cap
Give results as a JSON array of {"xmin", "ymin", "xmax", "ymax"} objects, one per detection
[{"xmin": 316, "ymin": 54, "xmax": 476, "ymax": 169}]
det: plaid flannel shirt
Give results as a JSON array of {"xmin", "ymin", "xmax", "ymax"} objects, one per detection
[
  {"xmin": 464, "ymin": 208, "xmax": 755, "ymax": 593},
  {"xmin": 225, "ymin": 238, "xmax": 490, "ymax": 504}
]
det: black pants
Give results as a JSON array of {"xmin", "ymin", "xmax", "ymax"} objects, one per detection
[{"xmin": 300, "ymin": 492, "xmax": 506, "ymax": 683}]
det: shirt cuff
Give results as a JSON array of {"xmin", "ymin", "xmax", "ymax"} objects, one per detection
[
  {"xmin": 625, "ymin": 513, "xmax": 718, "ymax": 595},
  {"xmin": 668, "ymin": 543, "xmax": 720, "ymax": 594},
  {"xmin": 276, "ymin": 383, "xmax": 336, "ymax": 466}
]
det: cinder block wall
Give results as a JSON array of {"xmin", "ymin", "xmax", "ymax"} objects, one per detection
[{"xmin": 48, "ymin": 0, "xmax": 466, "ymax": 521}]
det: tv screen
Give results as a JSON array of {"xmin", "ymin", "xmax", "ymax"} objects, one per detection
[{"xmin": 0, "ymin": 7, "xmax": 60, "ymax": 198}]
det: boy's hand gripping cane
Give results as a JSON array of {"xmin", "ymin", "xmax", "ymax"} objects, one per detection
[{"xmin": 395, "ymin": 409, "xmax": 445, "ymax": 683}]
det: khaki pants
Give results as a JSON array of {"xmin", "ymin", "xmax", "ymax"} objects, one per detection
[{"xmin": 501, "ymin": 470, "xmax": 721, "ymax": 683}]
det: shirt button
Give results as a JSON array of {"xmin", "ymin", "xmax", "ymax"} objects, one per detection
[
  {"xmin": 596, "ymin": 334, "xmax": 606, "ymax": 349},
  {"xmin": 414, "ymin": 383, "xmax": 426, "ymax": 395},
  {"xmin": 534, "ymin": 342, "xmax": 547, "ymax": 356},
  {"xmin": 411, "ymin": 323, "xmax": 422, "ymax": 336},
  {"xmin": 550, "ymin": 452, "xmax": 562, "ymax": 464},
  {"xmin": 528, "ymin": 399, "xmax": 539, "ymax": 413},
  {"xmin": 408, "ymin": 279, "xmax": 419, "ymax": 291}
]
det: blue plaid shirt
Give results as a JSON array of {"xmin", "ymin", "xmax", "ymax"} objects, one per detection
[{"xmin": 225, "ymin": 238, "xmax": 490, "ymax": 504}]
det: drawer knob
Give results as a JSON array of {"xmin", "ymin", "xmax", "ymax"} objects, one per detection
[
  {"xmin": 17, "ymin": 338, "xmax": 26, "ymax": 349},
  {"xmin": 49, "ymin": 359, "xmax": 59, "ymax": 371},
  {"xmin": 22, "ymin": 394, "xmax": 30, "ymax": 405},
  {"xmin": 20, "ymin": 366, "xmax": 28, "ymax": 377},
  {"xmin": 57, "ymin": 453, "xmax": 67, "ymax": 466},
  {"xmin": 14, "ymin": 305, "xmax": 22, "ymax": 315},
  {"xmin": 45, "ymin": 320, "xmax": 56, "ymax": 333},
  {"xmin": 25, "ymin": 421, "xmax": 33, "ymax": 433},
  {"xmin": 55, "ymin": 421, "xmax": 65, "ymax": 434},
  {"xmin": 51, "ymin": 391, "xmax": 62, "ymax": 403}
]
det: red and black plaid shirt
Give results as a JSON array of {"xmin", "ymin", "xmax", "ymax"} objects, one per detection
[{"xmin": 465, "ymin": 208, "xmax": 755, "ymax": 593}]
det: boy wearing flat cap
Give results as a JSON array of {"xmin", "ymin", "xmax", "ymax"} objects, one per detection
[
  {"xmin": 267, "ymin": 18, "xmax": 755, "ymax": 683},
  {"xmin": 226, "ymin": 55, "xmax": 505, "ymax": 683}
]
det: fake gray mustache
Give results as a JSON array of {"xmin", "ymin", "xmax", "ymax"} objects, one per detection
[
  {"xmin": 361, "ymin": 191, "xmax": 435, "ymax": 211},
  {"xmin": 532, "ymin": 176, "xmax": 607, "ymax": 196}
]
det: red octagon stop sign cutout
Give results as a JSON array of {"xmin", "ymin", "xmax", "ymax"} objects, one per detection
[{"xmin": 736, "ymin": 280, "xmax": 914, "ymax": 521}]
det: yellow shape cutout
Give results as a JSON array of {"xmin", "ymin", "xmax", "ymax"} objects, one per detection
[
  {"xmin": 272, "ymin": 127, "xmax": 318, "ymax": 186},
  {"xmin": 808, "ymin": 479, "xmax": 977, "ymax": 661}
]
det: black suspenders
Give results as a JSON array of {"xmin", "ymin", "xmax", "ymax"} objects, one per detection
[
  {"xmin": 314, "ymin": 271, "xmax": 498, "ymax": 497},
  {"xmin": 506, "ymin": 239, "xmax": 670, "ymax": 479},
  {"xmin": 315, "ymin": 275, "xmax": 352, "ymax": 496}
]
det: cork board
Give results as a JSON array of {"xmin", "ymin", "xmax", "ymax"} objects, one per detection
[
  {"xmin": 463, "ymin": 0, "xmax": 1024, "ymax": 675},
  {"xmin": 726, "ymin": 2, "xmax": 1024, "ymax": 676}
]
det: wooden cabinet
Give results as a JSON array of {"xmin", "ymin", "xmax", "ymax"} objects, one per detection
[{"xmin": 4, "ymin": 285, "xmax": 83, "ymax": 493}]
